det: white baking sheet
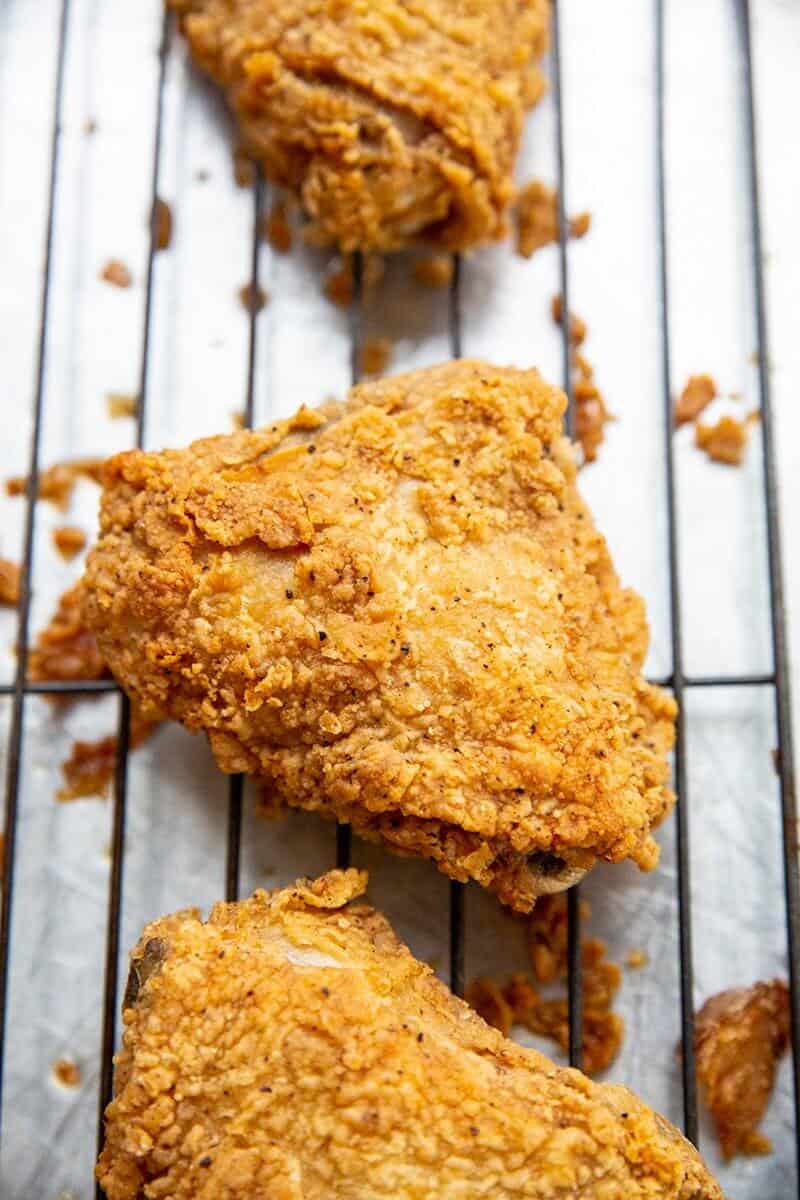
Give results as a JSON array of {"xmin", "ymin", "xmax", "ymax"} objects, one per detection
[{"xmin": 1, "ymin": 1, "xmax": 799, "ymax": 1196}]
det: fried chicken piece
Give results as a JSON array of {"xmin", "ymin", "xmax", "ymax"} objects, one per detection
[
  {"xmin": 169, "ymin": 0, "xmax": 550, "ymax": 252},
  {"xmin": 97, "ymin": 870, "xmax": 722, "ymax": 1200},
  {"xmin": 695, "ymin": 979, "xmax": 790, "ymax": 1160},
  {"xmin": 83, "ymin": 360, "xmax": 676, "ymax": 912}
]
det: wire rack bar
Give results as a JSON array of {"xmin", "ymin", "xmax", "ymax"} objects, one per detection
[
  {"xmin": 334, "ymin": 251, "xmax": 364, "ymax": 873},
  {"xmin": 224, "ymin": 175, "xmax": 265, "ymax": 905},
  {"xmin": 551, "ymin": 0, "xmax": 583, "ymax": 1070},
  {"xmin": 655, "ymin": 0, "xmax": 697, "ymax": 1143},
  {"xmin": 0, "ymin": 0, "xmax": 74, "ymax": 1132},
  {"xmin": 447, "ymin": 253, "xmax": 466, "ymax": 997},
  {"xmin": 93, "ymin": 14, "xmax": 171, "ymax": 1188},
  {"xmin": 738, "ymin": 0, "xmax": 800, "ymax": 1178}
]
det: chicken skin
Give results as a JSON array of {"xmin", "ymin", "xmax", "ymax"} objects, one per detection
[
  {"xmin": 169, "ymin": 0, "xmax": 550, "ymax": 251},
  {"xmin": 96, "ymin": 870, "xmax": 721, "ymax": 1199},
  {"xmin": 82, "ymin": 361, "xmax": 676, "ymax": 912}
]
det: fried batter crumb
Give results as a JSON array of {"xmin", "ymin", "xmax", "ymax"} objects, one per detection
[
  {"xmin": 152, "ymin": 197, "xmax": 173, "ymax": 251},
  {"xmin": 238, "ymin": 282, "xmax": 269, "ymax": 314},
  {"xmin": 550, "ymin": 294, "xmax": 587, "ymax": 346},
  {"xmin": 324, "ymin": 255, "xmax": 385, "ymax": 306},
  {"xmin": 550, "ymin": 298, "xmax": 611, "ymax": 464},
  {"xmin": 101, "ymin": 259, "xmax": 132, "ymax": 288},
  {"xmin": 695, "ymin": 414, "xmax": 753, "ymax": 466},
  {"xmin": 0, "ymin": 557, "xmax": 21, "ymax": 606},
  {"xmin": 231, "ymin": 410, "xmax": 245, "ymax": 431},
  {"xmin": 469, "ymin": 895, "xmax": 624, "ymax": 1076},
  {"xmin": 674, "ymin": 374, "xmax": 717, "ymax": 427},
  {"xmin": 106, "ymin": 393, "xmax": 138, "ymax": 420},
  {"xmin": 28, "ymin": 583, "xmax": 109, "ymax": 686},
  {"xmin": 413, "ymin": 255, "xmax": 454, "ymax": 289},
  {"xmin": 52, "ymin": 1058, "xmax": 82, "ymax": 1088},
  {"xmin": 6, "ymin": 458, "xmax": 105, "ymax": 511},
  {"xmin": 626, "ymin": 949, "xmax": 649, "ymax": 969},
  {"xmin": 53, "ymin": 526, "xmax": 87, "ymax": 562},
  {"xmin": 465, "ymin": 978, "xmax": 513, "ymax": 1038},
  {"xmin": 58, "ymin": 710, "xmax": 158, "ymax": 802},
  {"xmin": 360, "ymin": 336, "xmax": 393, "ymax": 378},
  {"xmin": 263, "ymin": 198, "xmax": 292, "ymax": 253},
  {"xmin": 527, "ymin": 893, "xmax": 588, "ymax": 984},
  {"xmin": 515, "ymin": 181, "xmax": 591, "ymax": 259},
  {"xmin": 575, "ymin": 366, "xmax": 612, "ymax": 466},
  {"xmin": 569, "ymin": 211, "xmax": 592, "ymax": 239},
  {"xmin": 695, "ymin": 979, "xmax": 790, "ymax": 1160}
]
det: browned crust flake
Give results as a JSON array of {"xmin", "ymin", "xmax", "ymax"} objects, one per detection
[{"xmin": 695, "ymin": 979, "xmax": 790, "ymax": 1160}]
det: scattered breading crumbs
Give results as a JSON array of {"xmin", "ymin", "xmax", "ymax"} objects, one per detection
[
  {"xmin": 264, "ymin": 198, "xmax": 292, "ymax": 253},
  {"xmin": 674, "ymin": 374, "xmax": 717, "ymax": 427},
  {"xmin": 413, "ymin": 255, "xmax": 454, "ymax": 289},
  {"xmin": 467, "ymin": 895, "xmax": 624, "ymax": 1076},
  {"xmin": 28, "ymin": 583, "xmax": 109, "ymax": 687},
  {"xmin": 101, "ymin": 259, "xmax": 132, "ymax": 288},
  {"xmin": 52, "ymin": 1058, "xmax": 82, "ymax": 1088},
  {"xmin": 575, "ymin": 365, "xmax": 612, "ymax": 465},
  {"xmin": 231, "ymin": 410, "xmax": 246, "ymax": 430},
  {"xmin": 84, "ymin": 118, "xmax": 97, "ymax": 135},
  {"xmin": 515, "ymin": 180, "xmax": 591, "ymax": 259},
  {"xmin": 551, "ymin": 294, "xmax": 587, "ymax": 346},
  {"xmin": 695, "ymin": 413, "xmax": 756, "ymax": 466},
  {"xmin": 626, "ymin": 949, "xmax": 649, "ymax": 969},
  {"xmin": 52, "ymin": 526, "xmax": 87, "ymax": 562},
  {"xmin": 527, "ymin": 892, "xmax": 588, "ymax": 984},
  {"xmin": 152, "ymin": 197, "xmax": 173, "ymax": 251},
  {"xmin": 324, "ymin": 255, "xmax": 385, "ymax": 307},
  {"xmin": 0, "ymin": 557, "xmax": 21, "ymax": 606},
  {"xmin": 6, "ymin": 458, "xmax": 105, "ymax": 511},
  {"xmin": 238, "ymin": 283, "xmax": 269, "ymax": 315},
  {"xmin": 360, "ymin": 336, "xmax": 393, "ymax": 378},
  {"xmin": 58, "ymin": 709, "xmax": 159, "ymax": 802},
  {"xmin": 464, "ymin": 978, "xmax": 514, "ymax": 1038},
  {"xmin": 106, "ymin": 393, "xmax": 138, "ymax": 420},
  {"xmin": 550, "ymin": 297, "xmax": 611, "ymax": 464},
  {"xmin": 694, "ymin": 979, "xmax": 790, "ymax": 1159}
]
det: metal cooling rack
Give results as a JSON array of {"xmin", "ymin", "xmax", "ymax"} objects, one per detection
[{"xmin": 0, "ymin": 1, "xmax": 797, "ymax": 1196}]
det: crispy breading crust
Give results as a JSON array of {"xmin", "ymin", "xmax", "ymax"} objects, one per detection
[
  {"xmin": 82, "ymin": 361, "xmax": 676, "ymax": 912},
  {"xmin": 96, "ymin": 870, "xmax": 722, "ymax": 1199},
  {"xmin": 169, "ymin": 0, "xmax": 550, "ymax": 251}
]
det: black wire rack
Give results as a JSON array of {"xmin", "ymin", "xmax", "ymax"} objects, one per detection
[{"xmin": 0, "ymin": 0, "xmax": 797, "ymax": 1195}]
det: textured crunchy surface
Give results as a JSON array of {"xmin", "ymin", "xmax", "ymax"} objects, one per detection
[
  {"xmin": 169, "ymin": 0, "xmax": 550, "ymax": 251},
  {"xmin": 83, "ymin": 361, "xmax": 676, "ymax": 911},
  {"xmin": 695, "ymin": 980, "xmax": 790, "ymax": 1160},
  {"xmin": 97, "ymin": 870, "xmax": 722, "ymax": 1199}
]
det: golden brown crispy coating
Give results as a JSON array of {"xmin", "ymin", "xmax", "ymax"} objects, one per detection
[
  {"xmin": 83, "ymin": 361, "xmax": 676, "ymax": 912},
  {"xmin": 97, "ymin": 870, "xmax": 721, "ymax": 1200},
  {"xmin": 695, "ymin": 979, "xmax": 790, "ymax": 1160},
  {"xmin": 169, "ymin": 0, "xmax": 550, "ymax": 251}
]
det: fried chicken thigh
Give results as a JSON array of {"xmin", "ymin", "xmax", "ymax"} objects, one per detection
[
  {"xmin": 97, "ymin": 870, "xmax": 721, "ymax": 1200},
  {"xmin": 82, "ymin": 361, "xmax": 676, "ymax": 912},
  {"xmin": 169, "ymin": 0, "xmax": 550, "ymax": 251}
]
